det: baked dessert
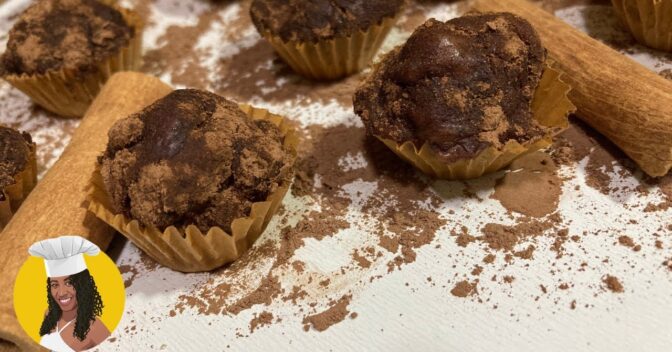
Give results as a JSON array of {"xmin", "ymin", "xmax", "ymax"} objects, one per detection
[
  {"xmin": 250, "ymin": 0, "xmax": 404, "ymax": 80},
  {"xmin": 354, "ymin": 13, "xmax": 575, "ymax": 179},
  {"xmin": 0, "ymin": 127, "xmax": 37, "ymax": 228},
  {"xmin": 0, "ymin": 0, "xmax": 142, "ymax": 117},
  {"xmin": 89, "ymin": 89, "xmax": 298, "ymax": 272},
  {"xmin": 611, "ymin": 0, "xmax": 672, "ymax": 52}
]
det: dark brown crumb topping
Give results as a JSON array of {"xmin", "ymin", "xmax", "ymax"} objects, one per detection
[
  {"xmin": 0, "ymin": 127, "xmax": 33, "ymax": 192},
  {"xmin": 250, "ymin": 0, "xmax": 404, "ymax": 43},
  {"xmin": 0, "ymin": 0, "xmax": 135, "ymax": 76},
  {"xmin": 353, "ymin": 13, "xmax": 548, "ymax": 163},
  {"xmin": 99, "ymin": 89, "xmax": 295, "ymax": 233}
]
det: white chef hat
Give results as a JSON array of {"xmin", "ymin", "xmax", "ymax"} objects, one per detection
[{"xmin": 28, "ymin": 236, "xmax": 101, "ymax": 277}]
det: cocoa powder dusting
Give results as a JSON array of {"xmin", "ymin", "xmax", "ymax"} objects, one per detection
[
  {"xmin": 618, "ymin": 235, "xmax": 635, "ymax": 248},
  {"xmin": 451, "ymin": 280, "xmax": 478, "ymax": 298},
  {"xmin": 479, "ymin": 216, "xmax": 559, "ymax": 253},
  {"xmin": 603, "ymin": 275, "xmax": 624, "ymax": 293},
  {"xmin": 492, "ymin": 152, "xmax": 562, "ymax": 217},
  {"xmin": 302, "ymin": 295, "xmax": 353, "ymax": 332},
  {"xmin": 249, "ymin": 311, "xmax": 274, "ymax": 333}
]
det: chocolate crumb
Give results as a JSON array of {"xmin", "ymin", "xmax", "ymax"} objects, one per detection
[
  {"xmin": 302, "ymin": 295, "xmax": 353, "ymax": 332},
  {"xmin": 602, "ymin": 275, "xmax": 624, "ymax": 293},
  {"xmin": 249, "ymin": 311, "xmax": 274, "ymax": 333},
  {"xmin": 451, "ymin": 280, "xmax": 478, "ymax": 298}
]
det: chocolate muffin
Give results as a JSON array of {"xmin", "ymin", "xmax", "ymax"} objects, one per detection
[
  {"xmin": 354, "ymin": 13, "xmax": 549, "ymax": 164},
  {"xmin": 249, "ymin": 0, "xmax": 404, "ymax": 80},
  {"xmin": 0, "ymin": 0, "xmax": 135, "ymax": 76},
  {"xmin": 98, "ymin": 89, "xmax": 295, "ymax": 233},
  {"xmin": 0, "ymin": 0, "xmax": 141, "ymax": 118},
  {"xmin": 0, "ymin": 127, "xmax": 34, "ymax": 199},
  {"xmin": 250, "ymin": 0, "xmax": 404, "ymax": 43}
]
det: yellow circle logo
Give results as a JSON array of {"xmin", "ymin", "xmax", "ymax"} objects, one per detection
[{"xmin": 13, "ymin": 236, "xmax": 125, "ymax": 352}]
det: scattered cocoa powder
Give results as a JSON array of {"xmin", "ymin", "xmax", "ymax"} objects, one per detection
[
  {"xmin": 250, "ymin": 311, "xmax": 274, "ymax": 333},
  {"xmin": 603, "ymin": 275, "xmax": 624, "ymax": 293},
  {"xmin": 471, "ymin": 265, "xmax": 483, "ymax": 276},
  {"xmin": 492, "ymin": 152, "xmax": 562, "ymax": 217},
  {"xmin": 514, "ymin": 245, "xmax": 536, "ymax": 260},
  {"xmin": 118, "ymin": 264, "xmax": 139, "ymax": 288},
  {"xmin": 551, "ymin": 229, "xmax": 569, "ymax": 259},
  {"xmin": 664, "ymin": 258, "xmax": 672, "ymax": 271},
  {"xmin": 618, "ymin": 235, "xmax": 634, "ymax": 247},
  {"xmin": 655, "ymin": 240, "xmax": 663, "ymax": 249},
  {"xmin": 215, "ymin": 40, "xmax": 363, "ymax": 108},
  {"xmin": 451, "ymin": 280, "xmax": 478, "ymax": 298},
  {"xmin": 479, "ymin": 216, "xmax": 559, "ymax": 252},
  {"xmin": 454, "ymin": 226, "xmax": 476, "ymax": 247},
  {"xmin": 302, "ymin": 295, "xmax": 353, "ymax": 332},
  {"xmin": 352, "ymin": 249, "xmax": 372, "ymax": 269}
]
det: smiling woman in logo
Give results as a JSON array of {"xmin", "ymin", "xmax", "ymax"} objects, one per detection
[{"xmin": 29, "ymin": 236, "xmax": 110, "ymax": 352}]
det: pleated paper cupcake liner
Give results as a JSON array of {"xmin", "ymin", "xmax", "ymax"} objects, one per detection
[
  {"xmin": 1, "ymin": 6, "xmax": 143, "ymax": 118},
  {"xmin": 378, "ymin": 65, "xmax": 576, "ymax": 180},
  {"xmin": 611, "ymin": 0, "xmax": 672, "ymax": 51},
  {"xmin": 87, "ymin": 104, "xmax": 299, "ymax": 272},
  {"xmin": 262, "ymin": 16, "xmax": 398, "ymax": 81},
  {"xmin": 0, "ymin": 143, "xmax": 37, "ymax": 230}
]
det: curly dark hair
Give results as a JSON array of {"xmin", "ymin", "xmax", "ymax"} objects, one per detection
[{"xmin": 39, "ymin": 269, "xmax": 104, "ymax": 341}]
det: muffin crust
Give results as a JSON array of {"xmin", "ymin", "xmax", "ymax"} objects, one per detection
[
  {"xmin": 250, "ymin": 0, "xmax": 404, "ymax": 43},
  {"xmin": 0, "ymin": 127, "xmax": 33, "ymax": 193},
  {"xmin": 99, "ymin": 89, "xmax": 294, "ymax": 233},
  {"xmin": 0, "ymin": 0, "xmax": 134, "ymax": 76},
  {"xmin": 354, "ymin": 13, "xmax": 548, "ymax": 163}
]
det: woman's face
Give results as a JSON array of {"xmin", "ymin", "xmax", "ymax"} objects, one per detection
[{"xmin": 49, "ymin": 276, "xmax": 78, "ymax": 312}]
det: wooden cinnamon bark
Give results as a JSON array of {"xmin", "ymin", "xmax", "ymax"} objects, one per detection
[
  {"xmin": 0, "ymin": 72, "xmax": 172, "ymax": 351},
  {"xmin": 474, "ymin": 0, "xmax": 672, "ymax": 177}
]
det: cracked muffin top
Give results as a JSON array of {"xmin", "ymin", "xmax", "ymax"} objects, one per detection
[
  {"xmin": 99, "ymin": 89, "xmax": 295, "ymax": 233},
  {"xmin": 0, "ymin": 0, "xmax": 135, "ymax": 76},
  {"xmin": 250, "ymin": 0, "xmax": 404, "ymax": 43},
  {"xmin": 354, "ymin": 13, "xmax": 549, "ymax": 163}
]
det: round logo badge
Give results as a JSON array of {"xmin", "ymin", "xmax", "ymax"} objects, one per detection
[{"xmin": 13, "ymin": 235, "xmax": 125, "ymax": 352}]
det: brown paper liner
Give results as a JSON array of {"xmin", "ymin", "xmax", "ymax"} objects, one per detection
[
  {"xmin": 611, "ymin": 0, "xmax": 672, "ymax": 51},
  {"xmin": 261, "ymin": 16, "xmax": 398, "ymax": 80},
  {"xmin": 1, "ymin": 6, "xmax": 144, "ymax": 118},
  {"xmin": 87, "ymin": 104, "xmax": 299, "ymax": 272},
  {"xmin": 0, "ymin": 143, "xmax": 37, "ymax": 230},
  {"xmin": 378, "ymin": 65, "xmax": 576, "ymax": 180}
]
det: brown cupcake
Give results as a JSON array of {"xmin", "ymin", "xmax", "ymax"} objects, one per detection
[
  {"xmin": 250, "ymin": 0, "xmax": 404, "ymax": 80},
  {"xmin": 354, "ymin": 13, "xmax": 575, "ymax": 179},
  {"xmin": 0, "ymin": 0, "xmax": 142, "ymax": 118},
  {"xmin": 0, "ymin": 127, "xmax": 37, "ymax": 229},
  {"xmin": 88, "ymin": 89, "xmax": 297, "ymax": 272}
]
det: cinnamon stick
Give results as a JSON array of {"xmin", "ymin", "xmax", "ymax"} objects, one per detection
[
  {"xmin": 474, "ymin": 0, "xmax": 672, "ymax": 177},
  {"xmin": 0, "ymin": 72, "xmax": 172, "ymax": 351}
]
